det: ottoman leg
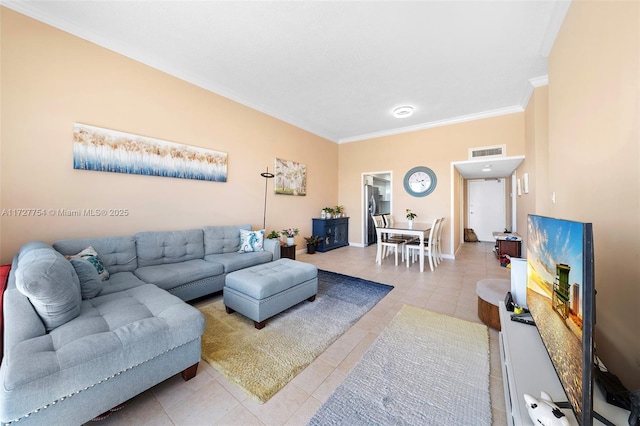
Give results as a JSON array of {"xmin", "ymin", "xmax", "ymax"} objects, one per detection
[
  {"xmin": 254, "ymin": 319, "xmax": 267, "ymax": 329},
  {"xmin": 307, "ymin": 294, "xmax": 316, "ymax": 302},
  {"xmin": 181, "ymin": 363, "xmax": 199, "ymax": 381},
  {"xmin": 225, "ymin": 306, "xmax": 235, "ymax": 314}
]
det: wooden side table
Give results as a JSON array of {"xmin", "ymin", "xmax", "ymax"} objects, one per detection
[
  {"xmin": 497, "ymin": 239, "xmax": 521, "ymax": 258},
  {"xmin": 492, "ymin": 232, "xmax": 522, "ymax": 258},
  {"xmin": 476, "ymin": 278, "xmax": 510, "ymax": 331},
  {"xmin": 280, "ymin": 244, "xmax": 296, "ymax": 260}
]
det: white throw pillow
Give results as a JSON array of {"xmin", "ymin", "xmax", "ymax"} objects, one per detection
[{"xmin": 238, "ymin": 229, "xmax": 265, "ymax": 253}]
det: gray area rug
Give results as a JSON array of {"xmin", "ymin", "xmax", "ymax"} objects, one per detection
[{"xmin": 309, "ymin": 305, "xmax": 492, "ymax": 425}]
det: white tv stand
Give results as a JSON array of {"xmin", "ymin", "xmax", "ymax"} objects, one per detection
[{"xmin": 498, "ymin": 301, "xmax": 630, "ymax": 425}]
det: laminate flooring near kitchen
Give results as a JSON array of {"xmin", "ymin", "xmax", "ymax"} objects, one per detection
[{"xmin": 92, "ymin": 241, "xmax": 510, "ymax": 426}]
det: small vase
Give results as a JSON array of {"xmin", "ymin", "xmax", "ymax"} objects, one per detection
[
  {"xmin": 408, "ymin": 220, "xmax": 414, "ymax": 229},
  {"xmin": 287, "ymin": 237, "xmax": 295, "ymax": 246}
]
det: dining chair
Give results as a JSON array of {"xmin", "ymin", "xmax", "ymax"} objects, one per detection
[
  {"xmin": 372, "ymin": 214, "xmax": 406, "ymax": 265},
  {"xmin": 405, "ymin": 217, "xmax": 441, "ymax": 271},
  {"xmin": 383, "ymin": 214, "xmax": 417, "ymax": 243},
  {"xmin": 434, "ymin": 216, "xmax": 445, "ymax": 264}
]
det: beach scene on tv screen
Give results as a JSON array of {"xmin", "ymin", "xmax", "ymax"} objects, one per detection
[
  {"xmin": 527, "ymin": 215, "xmax": 585, "ymax": 336},
  {"xmin": 526, "ymin": 215, "xmax": 586, "ymax": 418}
]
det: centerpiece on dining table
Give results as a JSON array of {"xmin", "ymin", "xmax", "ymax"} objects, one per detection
[{"xmin": 406, "ymin": 209, "xmax": 417, "ymax": 228}]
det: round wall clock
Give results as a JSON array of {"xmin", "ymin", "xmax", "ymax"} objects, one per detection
[{"xmin": 403, "ymin": 166, "xmax": 437, "ymax": 197}]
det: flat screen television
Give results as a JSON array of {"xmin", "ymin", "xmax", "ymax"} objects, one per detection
[{"xmin": 526, "ymin": 214, "xmax": 595, "ymax": 425}]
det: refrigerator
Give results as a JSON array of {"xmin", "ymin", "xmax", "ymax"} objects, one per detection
[{"xmin": 364, "ymin": 185, "xmax": 380, "ymax": 246}]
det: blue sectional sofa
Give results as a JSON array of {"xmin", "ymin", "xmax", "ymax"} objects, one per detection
[{"xmin": 0, "ymin": 225, "xmax": 280, "ymax": 425}]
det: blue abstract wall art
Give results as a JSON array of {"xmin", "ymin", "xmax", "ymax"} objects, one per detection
[{"xmin": 73, "ymin": 123, "xmax": 228, "ymax": 182}]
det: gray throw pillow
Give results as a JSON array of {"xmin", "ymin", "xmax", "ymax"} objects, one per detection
[
  {"xmin": 16, "ymin": 248, "xmax": 81, "ymax": 331},
  {"xmin": 69, "ymin": 257, "xmax": 103, "ymax": 299}
]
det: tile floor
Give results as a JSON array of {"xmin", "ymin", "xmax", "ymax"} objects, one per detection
[{"xmin": 94, "ymin": 242, "xmax": 510, "ymax": 426}]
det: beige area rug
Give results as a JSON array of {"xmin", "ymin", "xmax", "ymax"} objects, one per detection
[
  {"xmin": 309, "ymin": 305, "xmax": 492, "ymax": 425},
  {"xmin": 198, "ymin": 270, "xmax": 393, "ymax": 403}
]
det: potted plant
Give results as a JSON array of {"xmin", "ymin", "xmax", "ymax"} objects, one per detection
[
  {"xmin": 322, "ymin": 207, "xmax": 334, "ymax": 219},
  {"xmin": 281, "ymin": 228, "xmax": 299, "ymax": 246},
  {"xmin": 266, "ymin": 230, "xmax": 280, "ymax": 239},
  {"xmin": 304, "ymin": 235, "xmax": 322, "ymax": 254},
  {"xmin": 406, "ymin": 209, "xmax": 417, "ymax": 228},
  {"xmin": 334, "ymin": 205, "xmax": 344, "ymax": 218}
]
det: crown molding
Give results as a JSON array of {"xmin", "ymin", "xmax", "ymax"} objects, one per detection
[
  {"xmin": 338, "ymin": 106, "xmax": 524, "ymax": 144},
  {"xmin": 530, "ymin": 76, "xmax": 549, "ymax": 87},
  {"xmin": 520, "ymin": 75, "xmax": 549, "ymax": 109}
]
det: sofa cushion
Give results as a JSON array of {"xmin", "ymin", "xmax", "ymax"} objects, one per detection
[
  {"xmin": 53, "ymin": 236, "xmax": 137, "ymax": 274},
  {"xmin": 205, "ymin": 251, "xmax": 273, "ymax": 273},
  {"xmin": 134, "ymin": 259, "xmax": 224, "ymax": 290},
  {"xmin": 16, "ymin": 241, "xmax": 52, "ymax": 262},
  {"xmin": 135, "ymin": 229, "xmax": 204, "ymax": 267},
  {"xmin": 203, "ymin": 225, "xmax": 251, "ymax": 255},
  {"xmin": 67, "ymin": 246, "xmax": 110, "ymax": 281},
  {"xmin": 15, "ymin": 248, "xmax": 81, "ymax": 331},
  {"xmin": 98, "ymin": 271, "xmax": 148, "ymax": 296},
  {"xmin": 238, "ymin": 229, "xmax": 265, "ymax": 253},
  {"xmin": 69, "ymin": 257, "xmax": 103, "ymax": 299}
]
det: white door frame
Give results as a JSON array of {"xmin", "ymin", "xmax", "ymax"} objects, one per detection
[
  {"xmin": 361, "ymin": 171, "xmax": 393, "ymax": 247},
  {"xmin": 467, "ymin": 178, "xmax": 506, "ymax": 242}
]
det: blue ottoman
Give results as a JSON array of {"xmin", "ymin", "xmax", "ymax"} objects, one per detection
[{"xmin": 223, "ymin": 258, "xmax": 318, "ymax": 329}]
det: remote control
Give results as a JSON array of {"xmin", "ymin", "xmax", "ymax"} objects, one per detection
[{"xmin": 511, "ymin": 315, "xmax": 535, "ymax": 325}]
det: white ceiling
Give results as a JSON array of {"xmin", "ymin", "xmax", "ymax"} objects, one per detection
[{"xmin": 4, "ymin": 1, "xmax": 570, "ymax": 144}]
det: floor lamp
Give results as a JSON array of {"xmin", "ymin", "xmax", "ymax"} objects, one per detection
[{"xmin": 261, "ymin": 167, "xmax": 275, "ymax": 230}]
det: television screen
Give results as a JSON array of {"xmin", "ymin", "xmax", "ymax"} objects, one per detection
[{"xmin": 526, "ymin": 214, "xmax": 595, "ymax": 425}]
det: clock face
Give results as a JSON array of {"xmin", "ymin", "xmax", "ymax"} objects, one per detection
[
  {"xmin": 408, "ymin": 171, "xmax": 432, "ymax": 193},
  {"xmin": 404, "ymin": 166, "xmax": 437, "ymax": 197}
]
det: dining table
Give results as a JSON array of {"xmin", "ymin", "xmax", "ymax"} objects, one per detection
[{"xmin": 375, "ymin": 222, "xmax": 432, "ymax": 272}]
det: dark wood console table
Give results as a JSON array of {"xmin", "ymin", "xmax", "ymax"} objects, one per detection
[{"xmin": 312, "ymin": 217, "xmax": 349, "ymax": 252}]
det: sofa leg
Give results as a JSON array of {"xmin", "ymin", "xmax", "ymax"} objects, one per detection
[
  {"xmin": 307, "ymin": 294, "xmax": 316, "ymax": 302},
  {"xmin": 254, "ymin": 319, "xmax": 267, "ymax": 329},
  {"xmin": 181, "ymin": 363, "xmax": 198, "ymax": 381},
  {"xmin": 225, "ymin": 305, "xmax": 235, "ymax": 314}
]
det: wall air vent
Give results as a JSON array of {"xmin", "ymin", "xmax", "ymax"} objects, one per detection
[{"xmin": 469, "ymin": 145, "xmax": 506, "ymax": 160}]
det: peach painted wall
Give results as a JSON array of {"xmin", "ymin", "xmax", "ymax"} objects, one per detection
[
  {"xmin": 517, "ymin": 85, "xmax": 549, "ymax": 248},
  {"xmin": 338, "ymin": 113, "xmax": 525, "ymax": 258},
  {"xmin": 0, "ymin": 8, "xmax": 338, "ymax": 263},
  {"xmin": 547, "ymin": 0, "xmax": 640, "ymax": 388}
]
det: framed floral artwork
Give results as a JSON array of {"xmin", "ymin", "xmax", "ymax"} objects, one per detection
[{"xmin": 274, "ymin": 158, "xmax": 306, "ymax": 196}]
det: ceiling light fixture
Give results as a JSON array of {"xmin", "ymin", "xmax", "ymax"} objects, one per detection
[
  {"xmin": 392, "ymin": 106, "xmax": 414, "ymax": 118},
  {"xmin": 482, "ymin": 165, "xmax": 492, "ymax": 172}
]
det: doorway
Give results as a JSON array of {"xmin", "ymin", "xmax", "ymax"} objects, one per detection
[
  {"xmin": 467, "ymin": 179, "xmax": 506, "ymax": 242},
  {"xmin": 362, "ymin": 172, "xmax": 392, "ymax": 246}
]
